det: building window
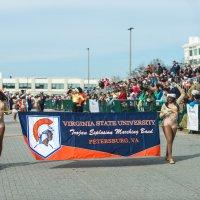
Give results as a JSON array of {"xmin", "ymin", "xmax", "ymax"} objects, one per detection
[
  {"xmin": 19, "ymin": 83, "xmax": 31, "ymax": 89},
  {"xmin": 189, "ymin": 50, "xmax": 193, "ymax": 56},
  {"xmin": 3, "ymin": 83, "xmax": 15, "ymax": 89},
  {"xmin": 51, "ymin": 83, "xmax": 64, "ymax": 89},
  {"xmin": 194, "ymin": 49, "xmax": 197, "ymax": 56},
  {"xmin": 84, "ymin": 84, "xmax": 97, "ymax": 89},
  {"xmin": 35, "ymin": 83, "xmax": 48, "ymax": 89},
  {"xmin": 193, "ymin": 59, "xmax": 197, "ymax": 64},
  {"xmin": 68, "ymin": 84, "xmax": 80, "ymax": 89}
]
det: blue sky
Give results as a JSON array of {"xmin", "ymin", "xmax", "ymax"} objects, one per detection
[{"xmin": 0, "ymin": 0, "xmax": 200, "ymax": 79}]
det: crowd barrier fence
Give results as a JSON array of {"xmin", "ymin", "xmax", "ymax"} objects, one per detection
[{"xmin": 44, "ymin": 99, "xmax": 162, "ymax": 113}]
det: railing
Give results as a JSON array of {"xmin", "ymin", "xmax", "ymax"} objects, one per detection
[
  {"xmin": 44, "ymin": 99, "xmax": 190, "ymax": 128},
  {"xmin": 44, "ymin": 99, "xmax": 162, "ymax": 113}
]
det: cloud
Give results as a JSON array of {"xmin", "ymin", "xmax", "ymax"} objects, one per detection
[
  {"xmin": 0, "ymin": 0, "xmax": 118, "ymax": 11},
  {"xmin": 0, "ymin": 51, "xmax": 80, "ymax": 62},
  {"xmin": 0, "ymin": 0, "xmax": 188, "ymax": 12},
  {"xmin": 0, "ymin": 0, "xmax": 199, "ymax": 78}
]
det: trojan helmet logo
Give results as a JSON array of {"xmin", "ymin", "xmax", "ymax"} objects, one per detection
[
  {"xmin": 28, "ymin": 116, "xmax": 61, "ymax": 158},
  {"xmin": 33, "ymin": 118, "xmax": 54, "ymax": 148}
]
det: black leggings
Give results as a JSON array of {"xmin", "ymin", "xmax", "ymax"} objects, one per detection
[{"xmin": 72, "ymin": 103, "xmax": 84, "ymax": 112}]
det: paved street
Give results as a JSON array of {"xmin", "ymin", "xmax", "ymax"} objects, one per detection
[{"xmin": 1, "ymin": 115, "xmax": 200, "ymax": 200}]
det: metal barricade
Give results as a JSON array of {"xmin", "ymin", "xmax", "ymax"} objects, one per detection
[{"xmin": 45, "ymin": 99, "xmax": 161, "ymax": 113}]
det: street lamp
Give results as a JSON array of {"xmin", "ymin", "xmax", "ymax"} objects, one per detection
[
  {"xmin": 87, "ymin": 48, "xmax": 90, "ymax": 86},
  {"xmin": 27, "ymin": 77, "xmax": 28, "ymax": 89},
  {"xmin": 128, "ymin": 27, "xmax": 134, "ymax": 76}
]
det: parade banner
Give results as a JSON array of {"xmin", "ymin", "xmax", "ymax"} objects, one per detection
[
  {"xmin": 18, "ymin": 112, "xmax": 160, "ymax": 160},
  {"xmin": 187, "ymin": 104, "xmax": 199, "ymax": 131}
]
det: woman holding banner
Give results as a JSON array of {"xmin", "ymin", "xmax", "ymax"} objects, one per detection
[
  {"xmin": 160, "ymin": 83, "xmax": 185, "ymax": 164},
  {"xmin": 0, "ymin": 90, "xmax": 8, "ymax": 156}
]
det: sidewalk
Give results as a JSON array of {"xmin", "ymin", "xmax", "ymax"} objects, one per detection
[{"xmin": 1, "ymin": 115, "xmax": 200, "ymax": 200}]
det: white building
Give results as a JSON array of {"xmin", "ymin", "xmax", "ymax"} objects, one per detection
[
  {"xmin": 183, "ymin": 36, "xmax": 200, "ymax": 66},
  {"xmin": 0, "ymin": 75, "xmax": 98, "ymax": 95}
]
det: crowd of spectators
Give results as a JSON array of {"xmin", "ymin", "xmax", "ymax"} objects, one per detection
[
  {"xmin": 1, "ymin": 61, "xmax": 200, "ymax": 130},
  {"xmin": 92, "ymin": 62, "xmax": 200, "ymax": 110}
]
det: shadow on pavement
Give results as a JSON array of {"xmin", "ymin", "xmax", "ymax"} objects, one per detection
[
  {"xmin": 0, "ymin": 161, "xmax": 38, "ymax": 170},
  {"xmin": 51, "ymin": 157, "xmax": 165, "ymax": 169},
  {"xmin": 174, "ymin": 153, "xmax": 200, "ymax": 162},
  {"xmin": 0, "ymin": 160, "xmax": 59, "ymax": 170},
  {"xmin": 1, "ymin": 153, "xmax": 200, "ymax": 170},
  {"xmin": 51, "ymin": 153, "xmax": 200, "ymax": 169}
]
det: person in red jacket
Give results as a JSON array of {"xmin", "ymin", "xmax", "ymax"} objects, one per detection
[
  {"xmin": 131, "ymin": 81, "xmax": 141, "ymax": 96},
  {"xmin": 118, "ymin": 87, "xmax": 127, "ymax": 101}
]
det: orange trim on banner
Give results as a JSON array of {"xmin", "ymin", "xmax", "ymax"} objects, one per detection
[
  {"xmin": 23, "ymin": 135, "xmax": 120, "ymax": 160},
  {"xmin": 130, "ymin": 145, "xmax": 161, "ymax": 157},
  {"xmin": 23, "ymin": 136, "xmax": 160, "ymax": 160},
  {"xmin": 47, "ymin": 146, "xmax": 121, "ymax": 160}
]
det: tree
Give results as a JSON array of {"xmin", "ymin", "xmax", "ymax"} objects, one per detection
[
  {"xmin": 128, "ymin": 63, "xmax": 145, "ymax": 77},
  {"xmin": 149, "ymin": 58, "xmax": 166, "ymax": 68},
  {"xmin": 110, "ymin": 76, "xmax": 121, "ymax": 83}
]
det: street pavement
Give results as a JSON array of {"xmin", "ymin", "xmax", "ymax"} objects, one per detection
[{"xmin": 1, "ymin": 115, "xmax": 200, "ymax": 200}]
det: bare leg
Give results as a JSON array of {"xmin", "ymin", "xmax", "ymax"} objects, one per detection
[
  {"xmin": 0, "ymin": 125, "xmax": 5, "ymax": 156},
  {"xmin": 166, "ymin": 146, "xmax": 168, "ymax": 160},
  {"xmin": 13, "ymin": 113, "xmax": 17, "ymax": 122},
  {"xmin": 172, "ymin": 127, "xmax": 177, "ymax": 143},
  {"xmin": 163, "ymin": 125, "xmax": 174, "ymax": 161}
]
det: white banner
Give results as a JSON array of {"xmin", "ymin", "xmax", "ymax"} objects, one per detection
[
  {"xmin": 187, "ymin": 104, "xmax": 199, "ymax": 131},
  {"xmin": 89, "ymin": 99, "xmax": 99, "ymax": 113}
]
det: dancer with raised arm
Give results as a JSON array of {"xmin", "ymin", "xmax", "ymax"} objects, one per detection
[{"xmin": 160, "ymin": 83, "xmax": 185, "ymax": 164}]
